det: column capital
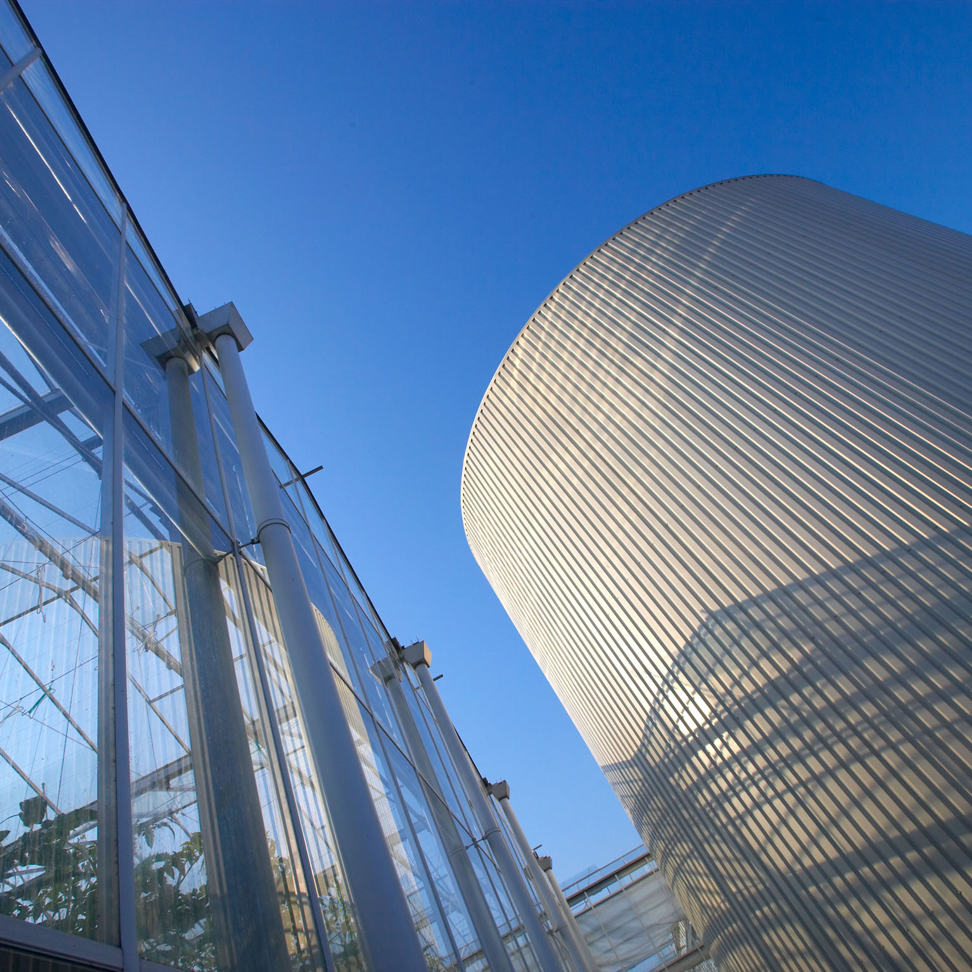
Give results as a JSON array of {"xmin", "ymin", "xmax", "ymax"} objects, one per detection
[
  {"xmin": 142, "ymin": 326, "xmax": 200, "ymax": 373},
  {"xmin": 196, "ymin": 301, "xmax": 253, "ymax": 352},
  {"xmin": 402, "ymin": 639, "xmax": 432, "ymax": 669},
  {"xmin": 371, "ymin": 655, "xmax": 400, "ymax": 683},
  {"xmin": 537, "ymin": 855, "xmax": 553, "ymax": 871},
  {"xmin": 487, "ymin": 779, "xmax": 510, "ymax": 801}
]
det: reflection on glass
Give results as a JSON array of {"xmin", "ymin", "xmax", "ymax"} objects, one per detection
[
  {"xmin": 0, "ymin": 13, "xmax": 559, "ymax": 964},
  {"xmin": 123, "ymin": 419, "xmax": 321, "ymax": 971},
  {"xmin": 205, "ymin": 368, "xmax": 259, "ymax": 557},
  {"xmin": 0, "ymin": 259, "xmax": 112, "ymax": 941},
  {"xmin": 0, "ymin": 2, "xmax": 33, "ymax": 63},
  {"xmin": 241, "ymin": 561, "xmax": 364, "ymax": 972},
  {"xmin": 0, "ymin": 71, "xmax": 119, "ymax": 369},
  {"xmin": 121, "ymin": 266, "xmax": 228, "ymax": 532},
  {"xmin": 335, "ymin": 681, "xmax": 458, "ymax": 972},
  {"xmin": 322, "ymin": 557, "xmax": 402, "ymax": 745},
  {"xmin": 382, "ymin": 734, "xmax": 480, "ymax": 970},
  {"xmin": 20, "ymin": 58, "xmax": 122, "ymax": 225}
]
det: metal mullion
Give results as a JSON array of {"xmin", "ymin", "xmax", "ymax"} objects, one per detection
[
  {"xmin": 107, "ymin": 207, "xmax": 138, "ymax": 970},
  {"xmin": 0, "ymin": 913, "xmax": 123, "ymax": 970}
]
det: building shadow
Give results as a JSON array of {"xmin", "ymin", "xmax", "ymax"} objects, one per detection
[{"xmin": 605, "ymin": 526, "xmax": 972, "ymax": 972}]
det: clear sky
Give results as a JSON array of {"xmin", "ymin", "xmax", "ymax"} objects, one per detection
[{"xmin": 20, "ymin": 0, "xmax": 972, "ymax": 881}]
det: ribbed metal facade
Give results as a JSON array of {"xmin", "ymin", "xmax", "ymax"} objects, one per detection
[{"xmin": 461, "ymin": 176, "xmax": 972, "ymax": 972}]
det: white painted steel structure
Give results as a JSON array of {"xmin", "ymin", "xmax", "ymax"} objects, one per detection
[
  {"xmin": 461, "ymin": 176, "xmax": 972, "ymax": 972},
  {"xmin": 0, "ymin": 3, "xmax": 575, "ymax": 970}
]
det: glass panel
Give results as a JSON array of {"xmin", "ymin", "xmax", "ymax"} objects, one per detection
[
  {"xmin": 0, "ymin": 251, "xmax": 112, "ymax": 941},
  {"xmin": 0, "ymin": 2, "xmax": 33, "ymax": 64},
  {"xmin": 205, "ymin": 369, "xmax": 259, "ymax": 558},
  {"xmin": 20, "ymin": 58, "xmax": 122, "ymax": 224},
  {"xmin": 185, "ymin": 369, "xmax": 228, "ymax": 530},
  {"xmin": 240, "ymin": 559, "xmax": 365, "ymax": 972},
  {"xmin": 402, "ymin": 674, "xmax": 477, "ymax": 831},
  {"xmin": 295, "ymin": 538, "xmax": 367, "ymax": 703},
  {"xmin": 381, "ymin": 731, "xmax": 482, "ymax": 971},
  {"xmin": 297, "ymin": 483, "xmax": 346, "ymax": 581},
  {"xmin": 0, "ymin": 73, "xmax": 119, "ymax": 369},
  {"xmin": 203, "ymin": 352, "xmax": 224, "ymax": 394},
  {"xmin": 321, "ymin": 556, "xmax": 402, "ymax": 743},
  {"xmin": 262, "ymin": 428, "xmax": 304, "ymax": 512},
  {"xmin": 123, "ymin": 418, "xmax": 322, "ymax": 971},
  {"xmin": 331, "ymin": 546, "xmax": 382, "ymax": 633},
  {"xmin": 121, "ymin": 251, "xmax": 226, "ymax": 529},
  {"xmin": 126, "ymin": 222, "xmax": 178, "ymax": 314},
  {"xmin": 336, "ymin": 682, "xmax": 458, "ymax": 971}
]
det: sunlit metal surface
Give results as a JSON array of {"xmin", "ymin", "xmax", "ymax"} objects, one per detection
[{"xmin": 462, "ymin": 175, "xmax": 972, "ymax": 972}]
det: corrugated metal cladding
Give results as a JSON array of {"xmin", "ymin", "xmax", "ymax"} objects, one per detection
[{"xmin": 460, "ymin": 175, "xmax": 972, "ymax": 972}]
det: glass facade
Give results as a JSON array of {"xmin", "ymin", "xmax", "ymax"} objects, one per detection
[
  {"xmin": 0, "ymin": 5, "xmax": 573, "ymax": 971},
  {"xmin": 561, "ymin": 848, "xmax": 711, "ymax": 972}
]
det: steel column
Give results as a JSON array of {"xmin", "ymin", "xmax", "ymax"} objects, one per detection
[
  {"xmin": 377, "ymin": 656, "xmax": 515, "ymax": 972},
  {"xmin": 489, "ymin": 781, "xmax": 593, "ymax": 972},
  {"xmin": 162, "ymin": 346, "xmax": 291, "ymax": 971},
  {"xmin": 402, "ymin": 640, "xmax": 565, "ymax": 972},
  {"xmin": 537, "ymin": 855, "xmax": 598, "ymax": 972},
  {"xmin": 205, "ymin": 310, "xmax": 426, "ymax": 972}
]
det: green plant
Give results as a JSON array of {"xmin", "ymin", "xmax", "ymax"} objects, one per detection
[{"xmin": 0, "ymin": 796, "xmax": 97, "ymax": 936}]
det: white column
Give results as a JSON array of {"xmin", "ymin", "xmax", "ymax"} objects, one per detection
[
  {"xmin": 200, "ymin": 305, "xmax": 427, "ymax": 972},
  {"xmin": 489, "ymin": 782, "xmax": 594, "ymax": 972},
  {"xmin": 162, "ymin": 342, "xmax": 291, "ymax": 971},
  {"xmin": 403, "ymin": 640, "xmax": 566, "ymax": 972},
  {"xmin": 538, "ymin": 856, "xmax": 598, "ymax": 972}
]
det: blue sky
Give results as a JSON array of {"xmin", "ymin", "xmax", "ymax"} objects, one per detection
[{"xmin": 21, "ymin": 0, "xmax": 972, "ymax": 879}]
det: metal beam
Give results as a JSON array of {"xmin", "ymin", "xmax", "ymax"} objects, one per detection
[{"xmin": 0, "ymin": 388, "xmax": 69, "ymax": 441}]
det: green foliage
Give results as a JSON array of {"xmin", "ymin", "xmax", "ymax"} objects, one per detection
[
  {"xmin": 134, "ymin": 827, "xmax": 215, "ymax": 971},
  {"xmin": 0, "ymin": 806, "xmax": 344, "ymax": 972},
  {"xmin": 321, "ymin": 890, "xmax": 363, "ymax": 972},
  {"xmin": 0, "ymin": 798, "xmax": 97, "ymax": 936}
]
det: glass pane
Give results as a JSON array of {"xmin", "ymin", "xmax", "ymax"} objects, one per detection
[
  {"xmin": 262, "ymin": 428, "xmax": 304, "ymax": 512},
  {"xmin": 123, "ymin": 418, "xmax": 321, "ymax": 971},
  {"xmin": 382, "ymin": 733, "xmax": 478, "ymax": 971},
  {"xmin": 291, "ymin": 534, "xmax": 366, "ymax": 704},
  {"xmin": 0, "ymin": 251, "xmax": 113, "ymax": 942},
  {"xmin": 402, "ymin": 674, "xmax": 477, "ymax": 832},
  {"xmin": 0, "ymin": 2, "xmax": 33, "ymax": 64},
  {"xmin": 20, "ymin": 58, "xmax": 122, "ymax": 224},
  {"xmin": 240, "ymin": 559, "xmax": 365, "ymax": 972},
  {"xmin": 126, "ymin": 222, "xmax": 177, "ymax": 314},
  {"xmin": 121, "ymin": 250, "xmax": 227, "ymax": 529},
  {"xmin": 297, "ymin": 484, "xmax": 346, "ymax": 582},
  {"xmin": 0, "ymin": 73, "xmax": 119, "ymax": 369},
  {"xmin": 205, "ymin": 369, "xmax": 259, "ymax": 558},
  {"xmin": 335, "ymin": 682, "xmax": 457, "ymax": 971},
  {"xmin": 322, "ymin": 557, "xmax": 402, "ymax": 744}
]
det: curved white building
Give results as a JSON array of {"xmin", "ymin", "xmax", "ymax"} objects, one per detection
[{"xmin": 461, "ymin": 176, "xmax": 972, "ymax": 972}]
